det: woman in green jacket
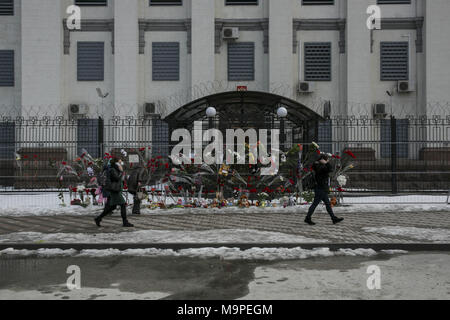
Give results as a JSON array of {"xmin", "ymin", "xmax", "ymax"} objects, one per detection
[{"xmin": 95, "ymin": 158, "xmax": 134, "ymax": 228}]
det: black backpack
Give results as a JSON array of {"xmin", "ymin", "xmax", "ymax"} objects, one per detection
[
  {"xmin": 98, "ymin": 168, "xmax": 109, "ymax": 188},
  {"xmin": 302, "ymin": 171, "xmax": 317, "ymax": 191}
]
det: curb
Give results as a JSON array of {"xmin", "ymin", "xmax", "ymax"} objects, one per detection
[{"xmin": 1, "ymin": 243, "xmax": 449, "ymax": 252}]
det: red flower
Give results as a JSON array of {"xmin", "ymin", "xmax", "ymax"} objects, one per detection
[
  {"xmin": 289, "ymin": 179, "xmax": 295, "ymax": 185},
  {"xmin": 23, "ymin": 155, "xmax": 29, "ymax": 159},
  {"xmin": 344, "ymin": 150, "xmax": 357, "ymax": 159},
  {"xmin": 151, "ymin": 188, "xmax": 156, "ymax": 192},
  {"xmin": 62, "ymin": 161, "xmax": 67, "ymax": 165},
  {"xmin": 165, "ymin": 163, "xmax": 169, "ymax": 169},
  {"xmin": 71, "ymin": 187, "xmax": 78, "ymax": 192},
  {"xmin": 139, "ymin": 147, "xmax": 146, "ymax": 152},
  {"xmin": 178, "ymin": 186, "xmax": 183, "ymax": 191},
  {"xmin": 33, "ymin": 155, "xmax": 38, "ymax": 159},
  {"xmin": 316, "ymin": 150, "xmax": 321, "ymax": 155},
  {"xmin": 250, "ymin": 189, "xmax": 257, "ymax": 193},
  {"xmin": 338, "ymin": 187, "xmax": 345, "ymax": 192}
]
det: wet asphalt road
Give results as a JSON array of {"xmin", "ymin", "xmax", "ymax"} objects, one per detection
[{"xmin": 0, "ymin": 252, "xmax": 449, "ymax": 300}]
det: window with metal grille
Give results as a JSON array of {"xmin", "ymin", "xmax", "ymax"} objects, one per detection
[
  {"xmin": 381, "ymin": 119, "xmax": 409, "ymax": 158},
  {"xmin": 77, "ymin": 119, "xmax": 103, "ymax": 158},
  {"xmin": 226, "ymin": 0, "xmax": 259, "ymax": 5},
  {"xmin": 77, "ymin": 42, "xmax": 104, "ymax": 81},
  {"xmin": 228, "ymin": 42, "xmax": 255, "ymax": 81},
  {"xmin": 304, "ymin": 42, "xmax": 332, "ymax": 81},
  {"xmin": 377, "ymin": 0, "xmax": 411, "ymax": 4},
  {"xmin": 318, "ymin": 120, "xmax": 332, "ymax": 154},
  {"xmin": 0, "ymin": 50, "xmax": 14, "ymax": 87},
  {"xmin": 152, "ymin": 42, "xmax": 180, "ymax": 81},
  {"xmin": 150, "ymin": 0, "xmax": 182, "ymax": 5},
  {"xmin": 75, "ymin": 0, "xmax": 107, "ymax": 6},
  {"xmin": 0, "ymin": 122, "xmax": 15, "ymax": 160},
  {"xmin": 152, "ymin": 119, "xmax": 169, "ymax": 157},
  {"xmin": 302, "ymin": 0, "xmax": 334, "ymax": 5},
  {"xmin": 0, "ymin": 0, "xmax": 13, "ymax": 15},
  {"xmin": 380, "ymin": 42, "xmax": 409, "ymax": 81}
]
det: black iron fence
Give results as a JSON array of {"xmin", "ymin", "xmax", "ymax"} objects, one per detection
[{"xmin": 0, "ymin": 116, "xmax": 449, "ymax": 195}]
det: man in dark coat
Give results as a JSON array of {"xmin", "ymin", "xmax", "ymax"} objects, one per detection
[
  {"xmin": 127, "ymin": 164, "xmax": 147, "ymax": 215},
  {"xmin": 305, "ymin": 154, "xmax": 344, "ymax": 226},
  {"xmin": 95, "ymin": 158, "xmax": 134, "ymax": 228}
]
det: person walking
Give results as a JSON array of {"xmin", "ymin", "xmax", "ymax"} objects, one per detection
[
  {"xmin": 95, "ymin": 158, "xmax": 134, "ymax": 228},
  {"xmin": 305, "ymin": 154, "xmax": 344, "ymax": 226},
  {"xmin": 127, "ymin": 163, "xmax": 146, "ymax": 215}
]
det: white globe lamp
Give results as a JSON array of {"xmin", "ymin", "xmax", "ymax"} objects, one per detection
[
  {"xmin": 206, "ymin": 107, "xmax": 217, "ymax": 118},
  {"xmin": 277, "ymin": 107, "xmax": 288, "ymax": 118}
]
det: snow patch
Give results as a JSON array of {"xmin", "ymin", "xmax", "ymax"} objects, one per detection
[
  {"xmin": 0, "ymin": 192, "xmax": 447, "ymax": 217},
  {"xmin": 0, "ymin": 247, "xmax": 406, "ymax": 261},
  {"xmin": 0, "ymin": 230, "xmax": 327, "ymax": 244},
  {"xmin": 364, "ymin": 226, "xmax": 450, "ymax": 243}
]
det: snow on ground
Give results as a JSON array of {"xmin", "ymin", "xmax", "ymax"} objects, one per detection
[
  {"xmin": 364, "ymin": 226, "xmax": 450, "ymax": 243},
  {"xmin": 0, "ymin": 192, "xmax": 448, "ymax": 217},
  {"xmin": 0, "ymin": 229, "xmax": 328, "ymax": 244},
  {"xmin": 0, "ymin": 247, "xmax": 408, "ymax": 261}
]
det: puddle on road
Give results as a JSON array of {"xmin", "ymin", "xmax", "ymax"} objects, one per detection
[{"xmin": 0, "ymin": 253, "xmax": 448, "ymax": 300}]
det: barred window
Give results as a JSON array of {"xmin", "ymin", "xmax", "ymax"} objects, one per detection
[
  {"xmin": 377, "ymin": 0, "xmax": 411, "ymax": 4},
  {"xmin": 226, "ymin": 0, "xmax": 259, "ymax": 5},
  {"xmin": 302, "ymin": 0, "xmax": 334, "ymax": 5},
  {"xmin": 77, "ymin": 42, "xmax": 105, "ymax": 81},
  {"xmin": 150, "ymin": 0, "xmax": 182, "ymax": 5},
  {"xmin": 304, "ymin": 42, "xmax": 332, "ymax": 81},
  {"xmin": 318, "ymin": 120, "xmax": 332, "ymax": 154},
  {"xmin": 152, "ymin": 42, "xmax": 180, "ymax": 81},
  {"xmin": 0, "ymin": 0, "xmax": 14, "ymax": 15},
  {"xmin": 0, "ymin": 50, "xmax": 14, "ymax": 87},
  {"xmin": 75, "ymin": 0, "xmax": 108, "ymax": 6},
  {"xmin": 380, "ymin": 42, "xmax": 409, "ymax": 81},
  {"xmin": 228, "ymin": 42, "xmax": 255, "ymax": 81},
  {"xmin": 381, "ymin": 119, "xmax": 409, "ymax": 158}
]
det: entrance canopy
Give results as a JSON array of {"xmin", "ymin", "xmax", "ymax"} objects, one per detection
[{"xmin": 164, "ymin": 91, "xmax": 324, "ymax": 125}]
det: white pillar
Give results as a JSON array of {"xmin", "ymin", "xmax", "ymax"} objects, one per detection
[
  {"xmin": 425, "ymin": 0, "xmax": 450, "ymax": 117},
  {"xmin": 21, "ymin": 0, "xmax": 62, "ymax": 117},
  {"xmin": 346, "ymin": 0, "xmax": 373, "ymax": 115},
  {"xmin": 191, "ymin": 0, "xmax": 215, "ymax": 99},
  {"xmin": 114, "ymin": 0, "xmax": 139, "ymax": 117},
  {"xmin": 269, "ymin": 0, "xmax": 293, "ymax": 93}
]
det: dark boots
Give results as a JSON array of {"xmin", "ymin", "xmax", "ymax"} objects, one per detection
[{"xmin": 95, "ymin": 204, "xmax": 134, "ymax": 228}]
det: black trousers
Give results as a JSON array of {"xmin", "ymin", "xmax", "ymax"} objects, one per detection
[
  {"xmin": 132, "ymin": 194, "xmax": 141, "ymax": 214},
  {"xmin": 98, "ymin": 201, "xmax": 128, "ymax": 223},
  {"xmin": 307, "ymin": 187, "xmax": 336, "ymax": 220}
]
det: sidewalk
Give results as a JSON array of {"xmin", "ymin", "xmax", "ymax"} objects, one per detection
[{"xmin": 0, "ymin": 210, "xmax": 449, "ymax": 248}]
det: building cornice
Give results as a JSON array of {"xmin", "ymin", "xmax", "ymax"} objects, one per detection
[
  {"xmin": 214, "ymin": 19, "xmax": 269, "ymax": 54},
  {"xmin": 62, "ymin": 19, "xmax": 114, "ymax": 55},
  {"xmin": 138, "ymin": 19, "xmax": 191, "ymax": 54},
  {"xmin": 293, "ymin": 19, "xmax": 346, "ymax": 54},
  {"xmin": 380, "ymin": 17, "xmax": 424, "ymax": 52}
]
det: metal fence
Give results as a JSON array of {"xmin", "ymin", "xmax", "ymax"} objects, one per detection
[{"xmin": 0, "ymin": 115, "xmax": 449, "ymax": 204}]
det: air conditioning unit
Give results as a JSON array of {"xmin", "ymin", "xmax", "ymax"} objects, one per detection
[
  {"xmin": 69, "ymin": 104, "xmax": 88, "ymax": 116},
  {"xmin": 298, "ymin": 82, "xmax": 314, "ymax": 93},
  {"xmin": 323, "ymin": 101, "xmax": 331, "ymax": 119},
  {"xmin": 397, "ymin": 81, "xmax": 414, "ymax": 93},
  {"xmin": 222, "ymin": 27, "xmax": 239, "ymax": 40},
  {"xmin": 143, "ymin": 103, "xmax": 158, "ymax": 118},
  {"xmin": 373, "ymin": 103, "xmax": 387, "ymax": 119}
]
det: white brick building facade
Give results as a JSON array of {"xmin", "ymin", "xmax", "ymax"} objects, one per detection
[{"xmin": 0, "ymin": 0, "xmax": 449, "ymax": 120}]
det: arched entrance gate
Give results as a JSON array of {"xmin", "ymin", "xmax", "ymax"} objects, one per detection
[{"xmin": 163, "ymin": 90, "xmax": 324, "ymax": 151}]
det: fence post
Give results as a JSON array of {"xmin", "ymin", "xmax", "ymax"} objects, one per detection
[{"xmin": 391, "ymin": 116, "xmax": 398, "ymax": 194}]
